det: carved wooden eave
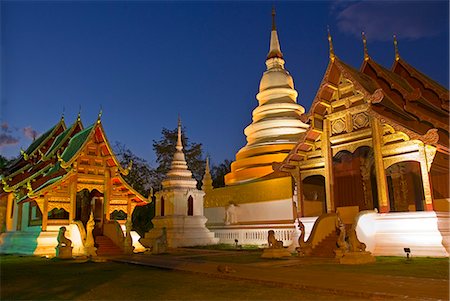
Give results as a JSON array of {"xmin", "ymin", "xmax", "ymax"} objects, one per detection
[{"xmin": 367, "ymin": 106, "xmax": 444, "ymax": 151}]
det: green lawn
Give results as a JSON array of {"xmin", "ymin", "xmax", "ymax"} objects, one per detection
[{"xmin": 1, "ymin": 255, "xmax": 366, "ymax": 301}]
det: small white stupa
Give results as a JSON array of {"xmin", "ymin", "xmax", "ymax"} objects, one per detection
[{"xmin": 140, "ymin": 118, "xmax": 218, "ymax": 248}]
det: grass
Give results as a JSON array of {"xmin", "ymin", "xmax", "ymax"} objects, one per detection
[
  {"xmin": 186, "ymin": 243, "xmax": 261, "ymax": 250},
  {"xmin": 1, "ymin": 255, "xmax": 366, "ymax": 301}
]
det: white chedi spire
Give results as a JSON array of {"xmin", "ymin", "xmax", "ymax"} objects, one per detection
[
  {"xmin": 161, "ymin": 118, "xmax": 197, "ymax": 189},
  {"xmin": 224, "ymin": 9, "xmax": 309, "ymax": 185}
]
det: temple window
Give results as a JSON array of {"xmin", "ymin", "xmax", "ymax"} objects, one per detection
[
  {"xmin": 28, "ymin": 201, "xmax": 42, "ymax": 226},
  {"xmin": 160, "ymin": 197, "xmax": 165, "ymax": 216},
  {"xmin": 187, "ymin": 196, "xmax": 194, "ymax": 216}
]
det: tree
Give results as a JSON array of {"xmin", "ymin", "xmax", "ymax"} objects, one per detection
[
  {"xmin": 152, "ymin": 126, "xmax": 205, "ymax": 190},
  {"xmin": 211, "ymin": 159, "xmax": 232, "ymax": 188},
  {"xmin": 113, "ymin": 142, "xmax": 156, "ymax": 198},
  {"xmin": 0, "ymin": 155, "xmax": 14, "ymax": 175},
  {"xmin": 113, "ymin": 142, "xmax": 155, "ymax": 236}
]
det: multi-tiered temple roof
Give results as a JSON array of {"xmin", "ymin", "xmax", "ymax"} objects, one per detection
[{"xmin": 1, "ymin": 114, "xmax": 146, "ymax": 206}]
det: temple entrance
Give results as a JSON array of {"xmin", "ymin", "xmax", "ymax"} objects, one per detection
[
  {"xmin": 76, "ymin": 189, "xmax": 104, "ymax": 235},
  {"xmin": 302, "ymin": 175, "xmax": 326, "ymax": 216},
  {"xmin": 386, "ymin": 161, "xmax": 425, "ymax": 212},
  {"xmin": 333, "ymin": 147, "xmax": 374, "ymax": 211}
]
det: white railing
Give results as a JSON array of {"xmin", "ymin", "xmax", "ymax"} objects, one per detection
[{"xmin": 212, "ymin": 227, "xmax": 295, "ymax": 246}]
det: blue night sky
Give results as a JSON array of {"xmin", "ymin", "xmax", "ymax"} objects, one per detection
[{"xmin": 1, "ymin": 1, "xmax": 448, "ymax": 167}]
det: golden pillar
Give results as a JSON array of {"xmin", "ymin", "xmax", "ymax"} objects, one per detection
[
  {"xmin": 6, "ymin": 193, "xmax": 14, "ymax": 231},
  {"xmin": 371, "ymin": 118, "xmax": 390, "ymax": 212},
  {"xmin": 104, "ymin": 169, "xmax": 111, "ymax": 221},
  {"xmin": 42, "ymin": 195, "xmax": 48, "ymax": 231},
  {"xmin": 69, "ymin": 178, "xmax": 77, "ymax": 222},
  {"xmin": 419, "ymin": 144, "xmax": 434, "ymax": 211},
  {"xmin": 322, "ymin": 119, "xmax": 335, "ymax": 212},
  {"xmin": 290, "ymin": 167, "xmax": 303, "ymax": 218}
]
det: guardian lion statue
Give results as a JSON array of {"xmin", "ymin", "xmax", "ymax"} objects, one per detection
[{"xmin": 267, "ymin": 230, "xmax": 283, "ymax": 249}]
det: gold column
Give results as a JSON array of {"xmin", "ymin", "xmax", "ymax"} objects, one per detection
[
  {"xmin": 322, "ymin": 119, "xmax": 335, "ymax": 212},
  {"xmin": 371, "ymin": 118, "xmax": 390, "ymax": 212},
  {"xmin": 6, "ymin": 193, "xmax": 14, "ymax": 231},
  {"xmin": 42, "ymin": 195, "xmax": 48, "ymax": 231},
  {"xmin": 104, "ymin": 169, "xmax": 111, "ymax": 221},
  {"xmin": 127, "ymin": 197, "xmax": 132, "ymax": 217},
  {"xmin": 69, "ymin": 178, "xmax": 77, "ymax": 222},
  {"xmin": 419, "ymin": 144, "xmax": 434, "ymax": 211}
]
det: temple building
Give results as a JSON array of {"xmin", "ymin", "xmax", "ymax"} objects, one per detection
[
  {"xmin": 140, "ymin": 119, "xmax": 218, "ymax": 248},
  {"xmin": 204, "ymin": 13, "xmax": 449, "ymax": 256},
  {"xmin": 203, "ymin": 10, "xmax": 306, "ymax": 245},
  {"xmin": 270, "ymin": 32, "xmax": 449, "ymax": 256},
  {"xmin": 274, "ymin": 32, "xmax": 449, "ymax": 216},
  {"xmin": 0, "ymin": 113, "xmax": 147, "ymax": 256}
]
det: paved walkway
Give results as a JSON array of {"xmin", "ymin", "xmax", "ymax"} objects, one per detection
[{"xmin": 111, "ymin": 249, "xmax": 449, "ymax": 301}]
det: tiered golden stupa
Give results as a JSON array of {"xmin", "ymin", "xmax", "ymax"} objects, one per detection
[{"xmin": 224, "ymin": 9, "xmax": 309, "ymax": 185}]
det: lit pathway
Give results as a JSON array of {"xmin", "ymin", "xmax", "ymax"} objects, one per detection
[{"xmin": 112, "ymin": 250, "xmax": 448, "ymax": 301}]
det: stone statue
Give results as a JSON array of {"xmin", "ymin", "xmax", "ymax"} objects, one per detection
[
  {"xmin": 124, "ymin": 216, "xmax": 134, "ymax": 255},
  {"xmin": 55, "ymin": 226, "xmax": 73, "ymax": 259},
  {"xmin": 261, "ymin": 230, "xmax": 291, "ymax": 258},
  {"xmin": 296, "ymin": 219, "xmax": 312, "ymax": 256},
  {"xmin": 57, "ymin": 226, "xmax": 72, "ymax": 248},
  {"xmin": 267, "ymin": 230, "xmax": 283, "ymax": 249},
  {"xmin": 224, "ymin": 203, "xmax": 237, "ymax": 225},
  {"xmin": 152, "ymin": 227, "xmax": 168, "ymax": 254},
  {"xmin": 84, "ymin": 211, "xmax": 97, "ymax": 257}
]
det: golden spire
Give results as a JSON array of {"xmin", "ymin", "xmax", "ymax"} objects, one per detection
[
  {"xmin": 61, "ymin": 106, "xmax": 65, "ymax": 121},
  {"xmin": 267, "ymin": 8, "xmax": 283, "ymax": 60},
  {"xmin": 205, "ymin": 156, "xmax": 211, "ymax": 174},
  {"xmin": 202, "ymin": 156, "xmax": 213, "ymax": 192},
  {"xmin": 327, "ymin": 26, "xmax": 335, "ymax": 62},
  {"xmin": 176, "ymin": 115, "xmax": 183, "ymax": 151},
  {"xmin": 271, "ymin": 7, "xmax": 276, "ymax": 31},
  {"xmin": 362, "ymin": 31, "xmax": 369, "ymax": 61},
  {"xmin": 97, "ymin": 106, "xmax": 103, "ymax": 124},
  {"xmin": 393, "ymin": 34, "xmax": 400, "ymax": 61},
  {"xmin": 77, "ymin": 107, "xmax": 81, "ymax": 122}
]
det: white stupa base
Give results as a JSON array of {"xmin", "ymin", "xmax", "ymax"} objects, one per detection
[{"xmin": 140, "ymin": 215, "xmax": 219, "ymax": 248}]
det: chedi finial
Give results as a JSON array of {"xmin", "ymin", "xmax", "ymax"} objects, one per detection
[
  {"xmin": 176, "ymin": 116, "xmax": 183, "ymax": 151},
  {"xmin": 272, "ymin": 7, "xmax": 276, "ymax": 31}
]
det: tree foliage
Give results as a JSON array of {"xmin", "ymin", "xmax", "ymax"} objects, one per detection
[
  {"xmin": 0, "ymin": 155, "xmax": 14, "ymax": 175},
  {"xmin": 113, "ymin": 142, "xmax": 156, "ymax": 198},
  {"xmin": 211, "ymin": 159, "xmax": 232, "ymax": 188},
  {"xmin": 152, "ymin": 127, "xmax": 205, "ymax": 190}
]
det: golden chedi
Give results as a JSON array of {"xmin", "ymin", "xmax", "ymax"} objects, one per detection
[{"xmin": 225, "ymin": 9, "xmax": 309, "ymax": 185}]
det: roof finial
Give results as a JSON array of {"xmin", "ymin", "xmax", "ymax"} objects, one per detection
[
  {"xmin": 61, "ymin": 106, "xmax": 65, "ymax": 121},
  {"xmin": 205, "ymin": 156, "xmax": 211, "ymax": 174},
  {"xmin": 267, "ymin": 8, "xmax": 283, "ymax": 60},
  {"xmin": 362, "ymin": 31, "xmax": 369, "ymax": 61},
  {"xmin": 176, "ymin": 115, "xmax": 183, "ymax": 151},
  {"xmin": 77, "ymin": 106, "xmax": 81, "ymax": 121},
  {"xmin": 97, "ymin": 105, "xmax": 103, "ymax": 124},
  {"xmin": 393, "ymin": 34, "xmax": 400, "ymax": 61},
  {"xmin": 271, "ymin": 7, "xmax": 276, "ymax": 31},
  {"xmin": 327, "ymin": 26, "xmax": 335, "ymax": 62}
]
